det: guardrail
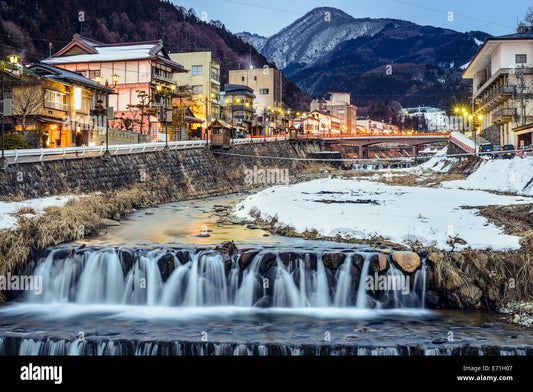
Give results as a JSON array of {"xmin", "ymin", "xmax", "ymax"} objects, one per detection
[
  {"xmin": 3, "ymin": 137, "xmax": 289, "ymax": 163},
  {"xmin": 2, "ymin": 132, "xmax": 451, "ymax": 163},
  {"xmin": 4, "ymin": 140, "xmax": 207, "ymax": 163}
]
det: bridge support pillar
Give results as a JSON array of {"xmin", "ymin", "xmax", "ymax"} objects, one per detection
[
  {"xmin": 411, "ymin": 145, "xmax": 418, "ymax": 158},
  {"xmin": 358, "ymin": 146, "xmax": 368, "ymax": 159}
]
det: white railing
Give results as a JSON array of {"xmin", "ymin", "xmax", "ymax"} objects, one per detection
[
  {"xmin": 3, "ymin": 137, "xmax": 289, "ymax": 163},
  {"xmin": 3, "ymin": 134, "xmax": 449, "ymax": 163},
  {"xmin": 4, "ymin": 140, "xmax": 207, "ymax": 162}
]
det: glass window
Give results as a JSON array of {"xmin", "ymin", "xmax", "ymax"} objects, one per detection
[
  {"xmin": 44, "ymin": 90, "xmax": 68, "ymax": 111},
  {"xmin": 88, "ymin": 70, "xmax": 101, "ymax": 79},
  {"xmin": 260, "ymin": 89, "xmax": 269, "ymax": 94},
  {"xmin": 192, "ymin": 85, "xmax": 203, "ymax": 95},
  {"xmin": 516, "ymin": 54, "xmax": 527, "ymax": 64},
  {"xmin": 192, "ymin": 65, "xmax": 203, "ymax": 75}
]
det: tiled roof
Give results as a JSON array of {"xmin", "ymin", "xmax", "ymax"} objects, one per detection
[{"xmin": 29, "ymin": 62, "xmax": 109, "ymax": 91}]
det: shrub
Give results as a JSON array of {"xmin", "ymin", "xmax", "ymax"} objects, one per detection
[{"xmin": 4, "ymin": 133, "xmax": 28, "ymax": 150}]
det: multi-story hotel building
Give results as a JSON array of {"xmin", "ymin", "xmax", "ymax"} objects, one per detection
[
  {"xmin": 43, "ymin": 34, "xmax": 187, "ymax": 141},
  {"xmin": 463, "ymin": 29, "xmax": 533, "ymax": 147}
]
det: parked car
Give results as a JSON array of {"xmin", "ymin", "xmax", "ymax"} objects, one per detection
[
  {"xmin": 491, "ymin": 145, "xmax": 501, "ymax": 158},
  {"xmin": 502, "ymin": 144, "xmax": 515, "ymax": 159},
  {"xmin": 479, "ymin": 143, "xmax": 494, "ymax": 156},
  {"xmin": 520, "ymin": 144, "xmax": 533, "ymax": 157}
]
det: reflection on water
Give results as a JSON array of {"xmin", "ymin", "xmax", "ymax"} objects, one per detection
[{"xmin": 83, "ymin": 192, "xmax": 319, "ymax": 248}]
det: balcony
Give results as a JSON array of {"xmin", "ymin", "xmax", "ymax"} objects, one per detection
[
  {"xmin": 477, "ymin": 85, "xmax": 516, "ymax": 112},
  {"xmin": 44, "ymin": 100, "xmax": 69, "ymax": 112},
  {"xmin": 231, "ymin": 105, "xmax": 254, "ymax": 113},
  {"xmin": 152, "ymin": 71, "xmax": 175, "ymax": 84},
  {"xmin": 492, "ymin": 108, "xmax": 516, "ymax": 125}
]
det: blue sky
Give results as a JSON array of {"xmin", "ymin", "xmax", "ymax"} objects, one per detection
[{"xmin": 172, "ymin": 0, "xmax": 532, "ymax": 37}]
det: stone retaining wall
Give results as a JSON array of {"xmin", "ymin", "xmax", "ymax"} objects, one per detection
[{"xmin": 0, "ymin": 140, "xmax": 322, "ymax": 199}]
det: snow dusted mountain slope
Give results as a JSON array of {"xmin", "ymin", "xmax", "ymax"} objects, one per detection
[
  {"xmin": 235, "ymin": 32, "xmax": 269, "ymax": 52},
  {"xmin": 259, "ymin": 7, "xmax": 393, "ymax": 70}
]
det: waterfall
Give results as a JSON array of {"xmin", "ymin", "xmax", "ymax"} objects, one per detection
[
  {"xmin": 333, "ymin": 255, "xmax": 353, "ymax": 307},
  {"xmin": 0, "ymin": 335, "xmax": 527, "ymax": 356},
  {"xmin": 19, "ymin": 247, "xmax": 426, "ymax": 310},
  {"xmin": 412, "ymin": 260, "xmax": 427, "ymax": 309},
  {"xmin": 235, "ymin": 255, "xmax": 262, "ymax": 307},
  {"xmin": 272, "ymin": 259, "xmax": 302, "ymax": 307},
  {"xmin": 315, "ymin": 254, "xmax": 330, "ymax": 307},
  {"xmin": 356, "ymin": 256, "xmax": 371, "ymax": 309}
]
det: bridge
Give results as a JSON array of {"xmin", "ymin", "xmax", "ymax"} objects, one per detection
[{"xmin": 319, "ymin": 133, "xmax": 450, "ymax": 159}]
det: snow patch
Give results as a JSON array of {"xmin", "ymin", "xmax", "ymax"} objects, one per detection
[
  {"xmin": 443, "ymin": 156, "xmax": 533, "ymax": 196},
  {"xmin": 0, "ymin": 196, "xmax": 80, "ymax": 230},
  {"xmin": 234, "ymin": 178, "xmax": 532, "ymax": 251}
]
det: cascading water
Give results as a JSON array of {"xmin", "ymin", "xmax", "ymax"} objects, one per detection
[
  {"xmin": 21, "ymin": 246, "xmax": 427, "ymax": 310},
  {"xmin": 2, "ymin": 246, "xmax": 530, "ymax": 357}
]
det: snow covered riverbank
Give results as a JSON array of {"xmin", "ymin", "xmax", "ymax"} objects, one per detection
[
  {"xmin": 442, "ymin": 156, "xmax": 533, "ymax": 196},
  {"xmin": 234, "ymin": 178, "xmax": 532, "ymax": 251},
  {"xmin": 0, "ymin": 196, "xmax": 80, "ymax": 230}
]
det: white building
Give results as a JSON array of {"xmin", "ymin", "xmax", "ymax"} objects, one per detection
[
  {"xmin": 401, "ymin": 106, "xmax": 448, "ymax": 131},
  {"xmin": 463, "ymin": 29, "xmax": 533, "ymax": 147}
]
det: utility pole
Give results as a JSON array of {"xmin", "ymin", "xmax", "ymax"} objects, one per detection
[{"xmin": 515, "ymin": 64, "xmax": 528, "ymax": 127}]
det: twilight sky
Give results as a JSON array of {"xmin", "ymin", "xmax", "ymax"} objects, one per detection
[{"xmin": 172, "ymin": 0, "xmax": 532, "ymax": 38}]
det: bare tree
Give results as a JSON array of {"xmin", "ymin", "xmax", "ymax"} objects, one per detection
[
  {"xmin": 11, "ymin": 82, "xmax": 43, "ymax": 136},
  {"xmin": 518, "ymin": 7, "xmax": 533, "ymax": 31}
]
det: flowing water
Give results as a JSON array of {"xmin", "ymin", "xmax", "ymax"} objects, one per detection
[{"xmin": 0, "ymin": 193, "xmax": 531, "ymax": 356}]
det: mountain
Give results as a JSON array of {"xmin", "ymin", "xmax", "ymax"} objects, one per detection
[
  {"xmin": 0, "ymin": 0, "xmax": 312, "ymax": 110},
  {"xmin": 245, "ymin": 7, "xmax": 490, "ymax": 108},
  {"xmin": 260, "ymin": 8, "xmax": 393, "ymax": 71},
  {"xmin": 235, "ymin": 32, "xmax": 268, "ymax": 52}
]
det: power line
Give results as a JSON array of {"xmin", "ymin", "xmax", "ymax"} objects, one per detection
[
  {"xmin": 221, "ymin": 0, "xmax": 302, "ymax": 15},
  {"xmin": 391, "ymin": 0, "xmax": 516, "ymax": 30}
]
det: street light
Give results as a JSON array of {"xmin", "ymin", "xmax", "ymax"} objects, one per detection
[
  {"xmin": 95, "ymin": 73, "xmax": 120, "ymax": 159},
  {"xmin": 1, "ymin": 54, "xmax": 19, "ymax": 170},
  {"xmin": 156, "ymin": 84, "xmax": 176, "ymax": 151}
]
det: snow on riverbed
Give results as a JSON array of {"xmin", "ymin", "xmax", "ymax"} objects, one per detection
[
  {"xmin": 419, "ymin": 147, "xmax": 458, "ymax": 173},
  {"xmin": 442, "ymin": 156, "xmax": 533, "ymax": 196},
  {"xmin": 234, "ymin": 178, "xmax": 532, "ymax": 251},
  {"xmin": 0, "ymin": 196, "xmax": 79, "ymax": 230}
]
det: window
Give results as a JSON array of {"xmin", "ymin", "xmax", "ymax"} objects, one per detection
[
  {"xmin": 44, "ymin": 90, "xmax": 68, "ymax": 111},
  {"xmin": 88, "ymin": 70, "xmax": 101, "ymax": 80},
  {"xmin": 192, "ymin": 85, "xmax": 203, "ymax": 95},
  {"xmin": 192, "ymin": 65, "xmax": 203, "ymax": 75},
  {"xmin": 242, "ymin": 77, "xmax": 245, "ymax": 82},
  {"xmin": 516, "ymin": 54, "xmax": 527, "ymax": 64},
  {"xmin": 211, "ymin": 67, "xmax": 219, "ymax": 81},
  {"xmin": 260, "ymin": 89, "xmax": 269, "ymax": 95},
  {"xmin": 254, "ymin": 76, "xmax": 257, "ymax": 81}
]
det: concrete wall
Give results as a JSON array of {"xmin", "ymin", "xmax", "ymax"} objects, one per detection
[{"xmin": 0, "ymin": 140, "xmax": 322, "ymax": 199}]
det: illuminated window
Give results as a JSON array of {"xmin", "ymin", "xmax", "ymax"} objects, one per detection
[
  {"xmin": 44, "ymin": 90, "xmax": 68, "ymax": 111},
  {"xmin": 74, "ymin": 88, "xmax": 82, "ymax": 111}
]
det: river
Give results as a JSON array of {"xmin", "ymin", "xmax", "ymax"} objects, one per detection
[{"xmin": 0, "ymin": 190, "xmax": 531, "ymax": 356}]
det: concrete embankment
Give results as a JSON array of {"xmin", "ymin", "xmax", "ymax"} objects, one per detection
[
  {"xmin": 0, "ymin": 140, "xmax": 330, "ymax": 281},
  {"xmin": 0, "ymin": 140, "xmax": 323, "ymax": 199}
]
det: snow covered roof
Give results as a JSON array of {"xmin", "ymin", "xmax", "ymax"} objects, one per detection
[
  {"xmin": 29, "ymin": 62, "xmax": 110, "ymax": 92},
  {"xmin": 43, "ymin": 34, "xmax": 185, "ymax": 72}
]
